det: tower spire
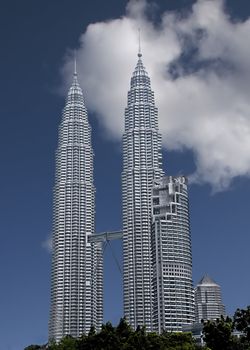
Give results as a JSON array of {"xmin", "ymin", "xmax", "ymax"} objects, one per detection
[
  {"xmin": 138, "ymin": 28, "xmax": 142, "ymax": 58},
  {"xmin": 74, "ymin": 50, "xmax": 77, "ymax": 76}
]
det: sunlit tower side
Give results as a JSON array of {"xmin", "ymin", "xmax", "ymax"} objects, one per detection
[
  {"xmin": 122, "ymin": 49, "xmax": 163, "ymax": 331},
  {"xmin": 151, "ymin": 176, "xmax": 195, "ymax": 332},
  {"xmin": 49, "ymin": 66, "xmax": 103, "ymax": 342}
]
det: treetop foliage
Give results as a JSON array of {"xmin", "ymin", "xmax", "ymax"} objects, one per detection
[
  {"xmin": 25, "ymin": 306, "xmax": 250, "ymax": 350},
  {"xmin": 25, "ymin": 317, "xmax": 204, "ymax": 350},
  {"xmin": 202, "ymin": 306, "xmax": 250, "ymax": 350}
]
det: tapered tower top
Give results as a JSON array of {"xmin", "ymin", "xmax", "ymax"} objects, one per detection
[
  {"xmin": 197, "ymin": 275, "xmax": 219, "ymax": 286},
  {"xmin": 132, "ymin": 37, "xmax": 149, "ymax": 80},
  {"xmin": 66, "ymin": 58, "xmax": 84, "ymax": 104},
  {"xmin": 132, "ymin": 28, "xmax": 149, "ymax": 78}
]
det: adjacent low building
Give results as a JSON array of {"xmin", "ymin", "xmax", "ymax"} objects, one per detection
[
  {"xmin": 195, "ymin": 275, "xmax": 226, "ymax": 323},
  {"xmin": 184, "ymin": 275, "xmax": 226, "ymax": 345}
]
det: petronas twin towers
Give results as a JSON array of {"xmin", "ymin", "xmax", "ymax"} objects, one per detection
[
  {"xmin": 122, "ymin": 53, "xmax": 163, "ymax": 330},
  {"xmin": 49, "ymin": 50, "xmax": 194, "ymax": 341},
  {"xmin": 49, "ymin": 69, "xmax": 103, "ymax": 341}
]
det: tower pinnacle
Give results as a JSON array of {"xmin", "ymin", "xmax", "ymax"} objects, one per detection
[
  {"xmin": 74, "ymin": 50, "xmax": 77, "ymax": 76},
  {"xmin": 138, "ymin": 28, "xmax": 142, "ymax": 58}
]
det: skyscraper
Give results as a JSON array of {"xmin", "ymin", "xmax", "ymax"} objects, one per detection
[
  {"xmin": 151, "ymin": 176, "xmax": 195, "ymax": 332},
  {"xmin": 195, "ymin": 275, "xmax": 225, "ymax": 323},
  {"xmin": 122, "ymin": 50, "xmax": 163, "ymax": 330},
  {"xmin": 49, "ymin": 67, "xmax": 103, "ymax": 342}
]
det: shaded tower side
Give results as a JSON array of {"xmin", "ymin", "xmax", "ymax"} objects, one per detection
[
  {"xmin": 49, "ymin": 71, "xmax": 103, "ymax": 342},
  {"xmin": 122, "ymin": 52, "xmax": 163, "ymax": 331},
  {"xmin": 195, "ymin": 275, "xmax": 226, "ymax": 323},
  {"xmin": 151, "ymin": 176, "xmax": 194, "ymax": 332}
]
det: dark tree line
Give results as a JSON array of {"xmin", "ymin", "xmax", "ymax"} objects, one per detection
[
  {"xmin": 25, "ymin": 306, "xmax": 250, "ymax": 350},
  {"xmin": 25, "ymin": 318, "xmax": 203, "ymax": 350}
]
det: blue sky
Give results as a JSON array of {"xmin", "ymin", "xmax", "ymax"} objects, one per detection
[{"xmin": 0, "ymin": 1, "xmax": 250, "ymax": 349}]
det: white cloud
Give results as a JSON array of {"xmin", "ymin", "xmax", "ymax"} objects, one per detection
[
  {"xmin": 62, "ymin": 0, "xmax": 250, "ymax": 190},
  {"xmin": 42, "ymin": 235, "xmax": 52, "ymax": 253}
]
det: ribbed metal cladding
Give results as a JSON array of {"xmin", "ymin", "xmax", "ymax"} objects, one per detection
[
  {"xmin": 49, "ymin": 72, "xmax": 103, "ymax": 342},
  {"xmin": 122, "ymin": 53, "xmax": 163, "ymax": 331},
  {"xmin": 151, "ymin": 176, "xmax": 195, "ymax": 332}
]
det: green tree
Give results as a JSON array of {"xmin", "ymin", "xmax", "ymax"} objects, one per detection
[
  {"xmin": 125, "ymin": 325, "xmax": 149, "ymax": 349},
  {"xmin": 234, "ymin": 306, "xmax": 250, "ymax": 342},
  {"xmin": 162, "ymin": 331, "xmax": 197, "ymax": 350},
  {"xmin": 202, "ymin": 316, "xmax": 237, "ymax": 350},
  {"xmin": 97, "ymin": 321, "xmax": 121, "ymax": 349},
  {"xmin": 88, "ymin": 325, "xmax": 96, "ymax": 337},
  {"xmin": 48, "ymin": 335, "xmax": 79, "ymax": 350},
  {"xmin": 25, "ymin": 320, "xmax": 209, "ymax": 350},
  {"xmin": 116, "ymin": 317, "xmax": 133, "ymax": 341},
  {"xmin": 145, "ymin": 332, "xmax": 165, "ymax": 350}
]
